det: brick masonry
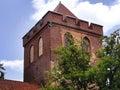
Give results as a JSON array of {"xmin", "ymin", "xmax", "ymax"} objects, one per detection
[
  {"xmin": 23, "ymin": 3, "xmax": 103, "ymax": 85},
  {"xmin": 0, "ymin": 80, "xmax": 39, "ymax": 90}
]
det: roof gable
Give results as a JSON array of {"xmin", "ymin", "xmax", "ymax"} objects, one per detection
[{"xmin": 54, "ymin": 2, "xmax": 77, "ymax": 18}]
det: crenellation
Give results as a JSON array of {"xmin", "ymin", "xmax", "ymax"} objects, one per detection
[
  {"xmin": 29, "ymin": 29, "xmax": 34, "ymax": 37},
  {"xmin": 33, "ymin": 26, "xmax": 38, "ymax": 33},
  {"xmin": 23, "ymin": 26, "xmax": 36, "ymax": 46},
  {"xmin": 75, "ymin": 19, "xmax": 80, "ymax": 26},
  {"xmin": 26, "ymin": 34, "xmax": 30, "ymax": 39},
  {"xmin": 39, "ymin": 19, "xmax": 44, "ymax": 26},
  {"xmin": 89, "ymin": 23, "xmax": 103, "ymax": 35},
  {"xmin": 23, "ymin": 10, "xmax": 103, "ymax": 47},
  {"xmin": 23, "ymin": 33, "xmax": 30, "ymax": 46},
  {"xmin": 35, "ymin": 22, "xmax": 40, "ymax": 30},
  {"xmin": 66, "ymin": 16, "xmax": 77, "ymax": 25},
  {"xmin": 62, "ymin": 15, "xmax": 67, "ymax": 22},
  {"xmin": 79, "ymin": 20, "xmax": 89, "ymax": 29},
  {"xmin": 23, "ymin": 18, "xmax": 47, "ymax": 46},
  {"xmin": 48, "ymin": 11, "xmax": 63, "ymax": 23}
]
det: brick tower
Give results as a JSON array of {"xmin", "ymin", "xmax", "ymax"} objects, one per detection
[{"xmin": 23, "ymin": 3, "xmax": 103, "ymax": 85}]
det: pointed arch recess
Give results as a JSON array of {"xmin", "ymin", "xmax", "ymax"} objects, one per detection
[
  {"xmin": 30, "ymin": 45, "xmax": 34, "ymax": 63},
  {"xmin": 82, "ymin": 37, "xmax": 91, "ymax": 52},
  {"xmin": 39, "ymin": 38, "xmax": 43, "ymax": 56},
  {"xmin": 64, "ymin": 32, "xmax": 73, "ymax": 47}
]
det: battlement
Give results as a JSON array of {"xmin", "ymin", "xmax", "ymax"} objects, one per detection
[{"xmin": 23, "ymin": 11, "xmax": 103, "ymax": 46}]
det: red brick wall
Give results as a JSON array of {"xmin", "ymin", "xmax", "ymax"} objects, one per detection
[
  {"xmin": 23, "ymin": 11, "xmax": 103, "ymax": 85},
  {"xmin": 24, "ymin": 24, "xmax": 51, "ymax": 85},
  {"xmin": 50, "ymin": 23, "xmax": 102, "ymax": 62},
  {"xmin": 0, "ymin": 80, "xmax": 39, "ymax": 90}
]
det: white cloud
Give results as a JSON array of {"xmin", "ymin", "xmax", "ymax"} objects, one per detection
[
  {"xmin": 0, "ymin": 60, "xmax": 23, "ymax": 73},
  {"xmin": 31, "ymin": 0, "xmax": 58, "ymax": 21},
  {"xmin": 73, "ymin": 1, "xmax": 120, "ymax": 34},
  {"xmin": 31, "ymin": 0, "xmax": 120, "ymax": 34}
]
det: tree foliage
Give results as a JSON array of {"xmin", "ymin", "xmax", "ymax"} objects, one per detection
[
  {"xmin": 54, "ymin": 45, "xmax": 91, "ymax": 89},
  {"xmin": 41, "ymin": 29, "xmax": 120, "ymax": 90},
  {"xmin": 95, "ymin": 29, "xmax": 120, "ymax": 90},
  {"xmin": 43, "ymin": 39, "xmax": 94, "ymax": 90},
  {"xmin": 0, "ymin": 63, "xmax": 5, "ymax": 79}
]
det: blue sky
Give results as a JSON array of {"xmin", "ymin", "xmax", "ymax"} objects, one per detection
[
  {"xmin": 0, "ymin": 0, "xmax": 120, "ymax": 81},
  {"xmin": 0, "ymin": 0, "xmax": 36, "ymax": 81}
]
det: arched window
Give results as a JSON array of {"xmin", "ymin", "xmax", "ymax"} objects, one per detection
[
  {"xmin": 64, "ymin": 32, "xmax": 73, "ymax": 47},
  {"xmin": 39, "ymin": 38, "xmax": 43, "ymax": 56},
  {"xmin": 82, "ymin": 37, "xmax": 90, "ymax": 51},
  {"xmin": 30, "ymin": 45, "xmax": 34, "ymax": 63}
]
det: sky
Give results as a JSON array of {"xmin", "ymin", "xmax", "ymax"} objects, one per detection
[{"xmin": 0, "ymin": 0, "xmax": 120, "ymax": 81}]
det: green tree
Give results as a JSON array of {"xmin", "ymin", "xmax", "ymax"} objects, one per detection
[
  {"xmin": 45, "ymin": 39, "xmax": 92, "ymax": 90},
  {"xmin": 40, "ymin": 29, "xmax": 120, "ymax": 90},
  {"xmin": 0, "ymin": 63, "xmax": 5, "ymax": 79},
  {"xmin": 96, "ymin": 29, "xmax": 120, "ymax": 90}
]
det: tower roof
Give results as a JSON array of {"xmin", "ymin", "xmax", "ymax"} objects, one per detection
[{"xmin": 54, "ymin": 2, "xmax": 77, "ymax": 18}]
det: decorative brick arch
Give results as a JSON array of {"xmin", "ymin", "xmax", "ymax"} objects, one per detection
[
  {"xmin": 38, "ymin": 37, "xmax": 43, "ymax": 56},
  {"xmin": 64, "ymin": 32, "xmax": 73, "ymax": 47},
  {"xmin": 82, "ymin": 37, "xmax": 91, "ymax": 52},
  {"xmin": 29, "ymin": 45, "xmax": 34, "ymax": 63}
]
